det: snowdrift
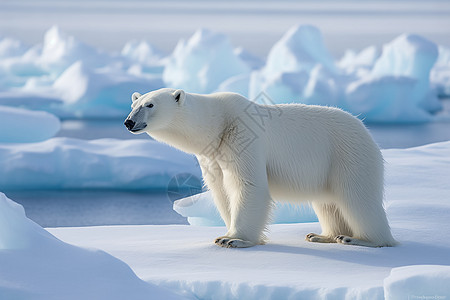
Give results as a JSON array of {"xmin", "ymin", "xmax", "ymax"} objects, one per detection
[
  {"xmin": 0, "ymin": 25, "xmax": 449, "ymax": 122},
  {"xmin": 0, "ymin": 192, "xmax": 185, "ymax": 300}
]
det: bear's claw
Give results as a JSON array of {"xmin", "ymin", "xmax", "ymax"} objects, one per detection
[
  {"xmin": 214, "ymin": 237, "xmax": 255, "ymax": 248},
  {"xmin": 335, "ymin": 235, "xmax": 353, "ymax": 244}
]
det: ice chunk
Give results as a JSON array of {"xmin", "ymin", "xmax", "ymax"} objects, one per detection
[
  {"xmin": 53, "ymin": 61, "xmax": 164, "ymax": 118},
  {"xmin": 302, "ymin": 64, "xmax": 344, "ymax": 107},
  {"xmin": 384, "ymin": 265, "xmax": 450, "ymax": 300},
  {"xmin": 338, "ymin": 45, "xmax": 380, "ymax": 76},
  {"xmin": 0, "ymin": 105, "xmax": 60, "ymax": 143},
  {"xmin": 163, "ymin": 28, "xmax": 250, "ymax": 93},
  {"xmin": 39, "ymin": 26, "xmax": 108, "ymax": 75},
  {"xmin": 0, "ymin": 91, "xmax": 62, "ymax": 110},
  {"xmin": 234, "ymin": 47, "xmax": 264, "ymax": 70},
  {"xmin": 173, "ymin": 191, "xmax": 317, "ymax": 226},
  {"xmin": 372, "ymin": 34, "xmax": 440, "ymax": 113},
  {"xmin": 121, "ymin": 40, "xmax": 165, "ymax": 65},
  {"xmin": 0, "ymin": 192, "xmax": 186, "ymax": 299},
  {"xmin": 122, "ymin": 40, "xmax": 166, "ymax": 75},
  {"xmin": 0, "ymin": 37, "xmax": 28, "ymax": 58},
  {"xmin": 264, "ymin": 25, "xmax": 337, "ymax": 76},
  {"xmin": 173, "ymin": 191, "xmax": 223, "ymax": 226},
  {"xmin": 0, "ymin": 137, "xmax": 200, "ymax": 190},
  {"xmin": 345, "ymin": 76, "xmax": 432, "ymax": 123},
  {"xmin": 249, "ymin": 25, "xmax": 337, "ymax": 101},
  {"xmin": 250, "ymin": 70, "xmax": 310, "ymax": 103},
  {"xmin": 431, "ymin": 45, "xmax": 450, "ymax": 97},
  {"xmin": 342, "ymin": 34, "xmax": 441, "ymax": 122}
]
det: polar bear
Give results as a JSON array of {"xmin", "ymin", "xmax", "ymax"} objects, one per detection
[{"xmin": 124, "ymin": 88, "xmax": 397, "ymax": 248}]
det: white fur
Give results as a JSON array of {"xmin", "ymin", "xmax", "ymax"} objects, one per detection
[{"xmin": 125, "ymin": 88, "xmax": 397, "ymax": 248}]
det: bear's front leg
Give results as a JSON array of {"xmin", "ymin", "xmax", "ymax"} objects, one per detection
[
  {"xmin": 214, "ymin": 151, "xmax": 272, "ymax": 248},
  {"xmin": 198, "ymin": 157, "xmax": 232, "ymax": 228}
]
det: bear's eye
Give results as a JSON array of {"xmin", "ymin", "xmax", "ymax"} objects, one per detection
[{"xmin": 146, "ymin": 103, "xmax": 154, "ymax": 108}]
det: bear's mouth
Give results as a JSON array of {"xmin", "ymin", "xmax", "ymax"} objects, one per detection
[{"xmin": 130, "ymin": 124, "xmax": 147, "ymax": 132}]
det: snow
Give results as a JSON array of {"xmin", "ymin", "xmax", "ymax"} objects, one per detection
[
  {"xmin": 0, "ymin": 192, "xmax": 186, "ymax": 300},
  {"xmin": 0, "ymin": 137, "xmax": 200, "ymax": 190},
  {"xmin": 0, "ymin": 105, "xmax": 60, "ymax": 143},
  {"xmin": 40, "ymin": 140, "xmax": 450, "ymax": 300}
]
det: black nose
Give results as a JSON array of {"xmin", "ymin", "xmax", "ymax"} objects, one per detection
[{"xmin": 124, "ymin": 119, "xmax": 135, "ymax": 130}]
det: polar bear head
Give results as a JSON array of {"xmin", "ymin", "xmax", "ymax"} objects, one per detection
[{"xmin": 124, "ymin": 88, "xmax": 185, "ymax": 134}]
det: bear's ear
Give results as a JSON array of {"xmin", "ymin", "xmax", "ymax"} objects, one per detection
[
  {"xmin": 173, "ymin": 89, "xmax": 185, "ymax": 104},
  {"xmin": 132, "ymin": 92, "xmax": 142, "ymax": 102}
]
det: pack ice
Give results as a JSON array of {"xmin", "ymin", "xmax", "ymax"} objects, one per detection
[{"xmin": 1, "ymin": 25, "xmax": 449, "ymax": 122}]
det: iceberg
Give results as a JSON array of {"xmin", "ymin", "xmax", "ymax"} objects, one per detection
[
  {"xmin": 250, "ymin": 26, "xmax": 443, "ymax": 123},
  {"xmin": 0, "ymin": 36, "xmax": 27, "ymax": 58},
  {"xmin": 0, "ymin": 25, "xmax": 449, "ymax": 122},
  {"xmin": 39, "ymin": 26, "xmax": 109, "ymax": 76},
  {"xmin": 338, "ymin": 45, "xmax": 380, "ymax": 73},
  {"xmin": 249, "ymin": 25, "xmax": 337, "ymax": 102},
  {"xmin": 121, "ymin": 40, "xmax": 166, "ymax": 75},
  {"xmin": 431, "ymin": 45, "xmax": 450, "ymax": 97},
  {"xmin": 163, "ymin": 28, "xmax": 250, "ymax": 94},
  {"xmin": 0, "ymin": 27, "xmax": 164, "ymax": 118},
  {"xmin": 0, "ymin": 137, "xmax": 200, "ymax": 190},
  {"xmin": 121, "ymin": 40, "xmax": 165, "ymax": 65},
  {"xmin": 52, "ymin": 61, "xmax": 164, "ymax": 118},
  {"xmin": 371, "ymin": 34, "xmax": 441, "ymax": 114},
  {"xmin": 0, "ymin": 105, "xmax": 60, "ymax": 143}
]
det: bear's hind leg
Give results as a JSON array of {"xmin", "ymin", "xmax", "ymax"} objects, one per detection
[
  {"xmin": 337, "ymin": 199, "xmax": 397, "ymax": 247},
  {"xmin": 306, "ymin": 203, "xmax": 352, "ymax": 244}
]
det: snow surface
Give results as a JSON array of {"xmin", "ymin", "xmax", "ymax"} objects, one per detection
[
  {"xmin": 0, "ymin": 105, "xmax": 60, "ymax": 143},
  {"xmin": 0, "ymin": 192, "xmax": 186, "ymax": 300},
  {"xmin": 42, "ymin": 141, "xmax": 450, "ymax": 300},
  {"xmin": 0, "ymin": 137, "xmax": 200, "ymax": 190},
  {"xmin": 0, "ymin": 25, "xmax": 449, "ymax": 121}
]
